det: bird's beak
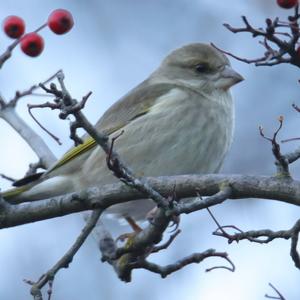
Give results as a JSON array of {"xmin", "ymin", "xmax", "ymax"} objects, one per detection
[
  {"xmin": 221, "ymin": 65, "xmax": 244, "ymax": 84},
  {"xmin": 215, "ymin": 65, "xmax": 244, "ymax": 90},
  {"xmin": 215, "ymin": 66, "xmax": 244, "ymax": 91}
]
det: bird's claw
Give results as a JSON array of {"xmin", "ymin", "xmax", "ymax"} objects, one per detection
[{"xmin": 168, "ymin": 215, "xmax": 180, "ymax": 232}]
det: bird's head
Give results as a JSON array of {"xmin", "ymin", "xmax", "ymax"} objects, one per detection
[{"xmin": 155, "ymin": 43, "xmax": 244, "ymax": 93}]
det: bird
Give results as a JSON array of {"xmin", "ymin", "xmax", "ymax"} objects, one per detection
[{"xmin": 2, "ymin": 43, "xmax": 243, "ymax": 222}]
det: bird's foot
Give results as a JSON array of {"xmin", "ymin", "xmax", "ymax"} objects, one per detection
[
  {"xmin": 116, "ymin": 216, "xmax": 142, "ymax": 242},
  {"xmin": 146, "ymin": 206, "xmax": 180, "ymax": 232},
  {"xmin": 169, "ymin": 215, "xmax": 180, "ymax": 232}
]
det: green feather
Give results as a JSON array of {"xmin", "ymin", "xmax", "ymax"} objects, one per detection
[{"xmin": 2, "ymin": 186, "xmax": 29, "ymax": 199}]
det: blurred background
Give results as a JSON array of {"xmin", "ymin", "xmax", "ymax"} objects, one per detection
[{"xmin": 0, "ymin": 0, "xmax": 300, "ymax": 299}]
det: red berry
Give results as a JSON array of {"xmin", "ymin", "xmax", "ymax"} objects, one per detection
[
  {"xmin": 20, "ymin": 33, "xmax": 44, "ymax": 57},
  {"xmin": 48, "ymin": 9, "xmax": 74, "ymax": 35},
  {"xmin": 276, "ymin": 0, "xmax": 298, "ymax": 9},
  {"xmin": 3, "ymin": 15, "xmax": 25, "ymax": 39}
]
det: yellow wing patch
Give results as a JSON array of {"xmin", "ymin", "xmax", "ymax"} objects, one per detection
[
  {"xmin": 50, "ymin": 136, "xmax": 97, "ymax": 172},
  {"xmin": 49, "ymin": 124, "xmax": 127, "ymax": 173}
]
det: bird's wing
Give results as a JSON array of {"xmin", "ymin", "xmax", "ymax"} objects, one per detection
[
  {"xmin": 46, "ymin": 81, "xmax": 175, "ymax": 174},
  {"xmin": 7, "ymin": 81, "xmax": 175, "ymax": 189},
  {"xmin": 3, "ymin": 81, "xmax": 175, "ymax": 199},
  {"xmin": 94, "ymin": 80, "xmax": 175, "ymax": 134}
]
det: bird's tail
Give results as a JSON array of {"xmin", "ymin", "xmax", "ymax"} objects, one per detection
[
  {"xmin": 1, "ymin": 172, "xmax": 44, "ymax": 202},
  {"xmin": 1, "ymin": 172, "xmax": 73, "ymax": 203},
  {"xmin": 2, "ymin": 186, "xmax": 31, "ymax": 202}
]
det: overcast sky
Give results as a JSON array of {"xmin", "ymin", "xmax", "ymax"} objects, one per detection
[{"xmin": 0, "ymin": 1, "xmax": 300, "ymax": 299}]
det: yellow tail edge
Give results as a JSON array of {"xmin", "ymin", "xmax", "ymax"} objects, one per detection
[{"xmin": 1, "ymin": 186, "xmax": 28, "ymax": 199}]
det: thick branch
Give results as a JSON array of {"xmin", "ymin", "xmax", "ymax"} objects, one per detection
[
  {"xmin": 170, "ymin": 185, "xmax": 232, "ymax": 215},
  {"xmin": 0, "ymin": 107, "xmax": 56, "ymax": 168},
  {"xmin": 2, "ymin": 174, "xmax": 300, "ymax": 229},
  {"xmin": 0, "ymin": 71, "xmax": 64, "ymax": 169},
  {"xmin": 285, "ymin": 146, "xmax": 300, "ymax": 164}
]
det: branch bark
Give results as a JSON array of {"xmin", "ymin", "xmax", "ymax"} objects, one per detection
[{"xmin": 2, "ymin": 174, "xmax": 300, "ymax": 229}]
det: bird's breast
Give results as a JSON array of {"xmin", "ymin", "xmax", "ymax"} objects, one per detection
[{"xmin": 114, "ymin": 87, "xmax": 234, "ymax": 177}]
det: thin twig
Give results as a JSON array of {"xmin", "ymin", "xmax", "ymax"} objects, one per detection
[
  {"xmin": 28, "ymin": 105, "xmax": 62, "ymax": 145},
  {"xmin": 151, "ymin": 229, "xmax": 181, "ymax": 253},
  {"xmin": 8, "ymin": 70, "xmax": 61, "ymax": 107},
  {"xmin": 265, "ymin": 283, "xmax": 286, "ymax": 300},
  {"xmin": 0, "ymin": 173, "xmax": 16, "ymax": 183},
  {"xmin": 0, "ymin": 23, "xmax": 47, "ymax": 69},
  {"xmin": 259, "ymin": 117, "xmax": 290, "ymax": 176},
  {"xmin": 25, "ymin": 209, "xmax": 103, "ymax": 298},
  {"xmin": 216, "ymin": 8, "xmax": 300, "ymax": 68},
  {"xmin": 137, "ymin": 249, "xmax": 234, "ymax": 278},
  {"xmin": 213, "ymin": 219, "xmax": 300, "ymax": 269}
]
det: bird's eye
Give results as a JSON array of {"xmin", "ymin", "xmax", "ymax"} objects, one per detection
[{"xmin": 195, "ymin": 63, "xmax": 209, "ymax": 73}]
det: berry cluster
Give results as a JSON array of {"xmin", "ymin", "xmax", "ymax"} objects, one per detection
[
  {"xmin": 2, "ymin": 9, "xmax": 74, "ymax": 57},
  {"xmin": 277, "ymin": 0, "xmax": 298, "ymax": 9}
]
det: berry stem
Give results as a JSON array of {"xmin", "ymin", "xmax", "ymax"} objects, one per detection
[
  {"xmin": 0, "ymin": 22, "xmax": 47, "ymax": 68},
  {"xmin": 0, "ymin": 40, "xmax": 19, "ymax": 69},
  {"xmin": 34, "ymin": 22, "xmax": 47, "ymax": 33}
]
